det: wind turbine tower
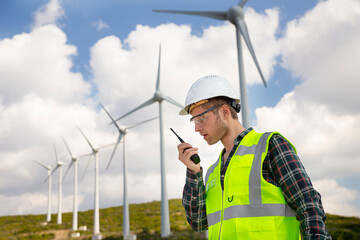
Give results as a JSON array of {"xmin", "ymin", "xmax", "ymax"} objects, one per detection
[
  {"xmin": 100, "ymin": 103, "xmax": 158, "ymax": 240},
  {"xmin": 154, "ymin": 0, "xmax": 267, "ymax": 128},
  {"xmin": 49, "ymin": 144, "xmax": 65, "ymax": 225},
  {"xmin": 34, "ymin": 160, "xmax": 52, "ymax": 223},
  {"xmin": 62, "ymin": 137, "xmax": 91, "ymax": 232},
  {"xmin": 114, "ymin": 45, "xmax": 183, "ymax": 238},
  {"xmin": 77, "ymin": 126, "xmax": 116, "ymax": 240}
]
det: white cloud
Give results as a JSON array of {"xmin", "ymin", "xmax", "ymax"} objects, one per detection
[
  {"xmin": 313, "ymin": 179, "xmax": 360, "ymax": 217},
  {"xmin": 255, "ymin": 92, "xmax": 360, "ymax": 179},
  {"xmin": 33, "ymin": 0, "xmax": 65, "ymax": 28},
  {"xmin": 0, "ymin": 192, "xmax": 77, "ymax": 216},
  {"xmin": 0, "ymin": 95, "xmax": 96, "ymax": 151},
  {"xmin": 0, "ymin": 14, "xmax": 100, "ymax": 215},
  {"xmin": 0, "ymin": 25, "xmax": 91, "ymax": 105},
  {"xmin": 93, "ymin": 20, "xmax": 111, "ymax": 31},
  {"xmin": 280, "ymin": 0, "xmax": 360, "ymax": 115}
]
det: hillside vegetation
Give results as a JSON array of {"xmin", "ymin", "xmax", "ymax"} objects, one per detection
[{"xmin": 0, "ymin": 199, "xmax": 358, "ymax": 239}]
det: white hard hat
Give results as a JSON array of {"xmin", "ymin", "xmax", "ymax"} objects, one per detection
[{"xmin": 179, "ymin": 75, "xmax": 240, "ymax": 115}]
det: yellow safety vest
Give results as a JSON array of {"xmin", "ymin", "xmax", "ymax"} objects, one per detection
[{"xmin": 205, "ymin": 130, "xmax": 301, "ymax": 239}]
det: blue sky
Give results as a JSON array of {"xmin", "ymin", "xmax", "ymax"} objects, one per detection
[{"xmin": 0, "ymin": 0, "xmax": 360, "ymax": 223}]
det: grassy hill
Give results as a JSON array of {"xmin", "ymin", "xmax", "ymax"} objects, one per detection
[{"xmin": 0, "ymin": 199, "xmax": 358, "ymax": 239}]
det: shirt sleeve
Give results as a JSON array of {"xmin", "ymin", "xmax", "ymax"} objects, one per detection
[
  {"xmin": 268, "ymin": 134, "xmax": 332, "ymax": 240},
  {"xmin": 182, "ymin": 167, "xmax": 208, "ymax": 232}
]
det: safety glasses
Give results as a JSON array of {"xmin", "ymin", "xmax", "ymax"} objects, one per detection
[{"xmin": 190, "ymin": 105, "xmax": 220, "ymax": 125}]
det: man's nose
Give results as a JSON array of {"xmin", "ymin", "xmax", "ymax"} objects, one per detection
[{"xmin": 194, "ymin": 122, "xmax": 202, "ymax": 132}]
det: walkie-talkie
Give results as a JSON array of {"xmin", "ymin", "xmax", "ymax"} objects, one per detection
[{"xmin": 170, "ymin": 128, "xmax": 201, "ymax": 164}]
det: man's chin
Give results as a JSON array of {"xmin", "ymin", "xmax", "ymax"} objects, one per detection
[{"xmin": 206, "ymin": 138, "xmax": 219, "ymax": 146}]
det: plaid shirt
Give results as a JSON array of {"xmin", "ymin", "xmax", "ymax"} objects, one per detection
[{"xmin": 182, "ymin": 128, "xmax": 331, "ymax": 239}]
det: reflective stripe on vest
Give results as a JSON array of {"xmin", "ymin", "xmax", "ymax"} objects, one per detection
[
  {"xmin": 205, "ymin": 130, "xmax": 300, "ymax": 239},
  {"xmin": 207, "ymin": 203, "xmax": 296, "ymax": 226}
]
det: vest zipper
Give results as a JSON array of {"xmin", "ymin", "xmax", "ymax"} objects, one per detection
[{"xmin": 218, "ymin": 189, "xmax": 224, "ymax": 240}]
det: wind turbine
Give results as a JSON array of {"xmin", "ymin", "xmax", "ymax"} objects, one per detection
[
  {"xmin": 34, "ymin": 160, "xmax": 52, "ymax": 223},
  {"xmin": 114, "ymin": 45, "xmax": 183, "ymax": 237},
  {"xmin": 48, "ymin": 144, "xmax": 65, "ymax": 225},
  {"xmin": 154, "ymin": 0, "xmax": 267, "ymax": 128},
  {"xmin": 77, "ymin": 126, "xmax": 116, "ymax": 240},
  {"xmin": 100, "ymin": 103, "xmax": 158, "ymax": 240},
  {"xmin": 62, "ymin": 137, "xmax": 91, "ymax": 232}
]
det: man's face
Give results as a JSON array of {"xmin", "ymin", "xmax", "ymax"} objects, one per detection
[{"xmin": 190, "ymin": 104, "xmax": 226, "ymax": 145}]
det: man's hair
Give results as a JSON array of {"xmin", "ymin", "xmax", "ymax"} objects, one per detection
[{"xmin": 201, "ymin": 97, "xmax": 239, "ymax": 120}]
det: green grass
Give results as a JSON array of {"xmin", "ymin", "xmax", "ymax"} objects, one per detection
[
  {"xmin": 0, "ymin": 199, "xmax": 358, "ymax": 239},
  {"xmin": 326, "ymin": 214, "xmax": 360, "ymax": 240}
]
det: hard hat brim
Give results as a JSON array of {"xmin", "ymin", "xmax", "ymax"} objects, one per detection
[{"xmin": 179, "ymin": 107, "xmax": 189, "ymax": 115}]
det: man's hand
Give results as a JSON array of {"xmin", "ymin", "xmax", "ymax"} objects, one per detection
[{"xmin": 177, "ymin": 142, "xmax": 201, "ymax": 174}]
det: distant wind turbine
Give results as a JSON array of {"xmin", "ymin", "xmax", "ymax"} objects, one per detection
[
  {"xmin": 77, "ymin": 126, "xmax": 116, "ymax": 240},
  {"xmin": 48, "ymin": 144, "xmax": 65, "ymax": 225},
  {"xmin": 154, "ymin": 0, "xmax": 267, "ymax": 128},
  {"xmin": 114, "ymin": 45, "xmax": 183, "ymax": 237},
  {"xmin": 62, "ymin": 137, "xmax": 91, "ymax": 232},
  {"xmin": 100, "ymin": 103, "xmax": 158, "ymax": 239},
  {"xmin": 34, "ymin": 160, "xmax": 52, "ymax": 223}
]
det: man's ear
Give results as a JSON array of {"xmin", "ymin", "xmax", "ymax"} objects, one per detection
[{"xmin": 221, "ymin": 105, "xmax": 231, "ymax": 120}]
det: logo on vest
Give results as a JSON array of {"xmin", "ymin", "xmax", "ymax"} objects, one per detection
[{"xmin": 206, "ymin": 178, "xmax": 217, "ymax": 191}]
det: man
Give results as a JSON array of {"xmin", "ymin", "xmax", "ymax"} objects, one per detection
[{"xmin": 176, "ymin": 75, "xmax": 331, "ymax": 239}]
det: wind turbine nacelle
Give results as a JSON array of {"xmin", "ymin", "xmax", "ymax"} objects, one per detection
[
  {"xmin": 153, "ymin": 91, "xmax": 165, "ymax": 102},
  {"xmin": 227, "ymin": 6, "xmax": 244, "ymax": 24},
  {"xmin": 119, "ymin": 127, "xmax": 127, "ymax": 134},
  {"xmin": 57, "ymin": 161, "xmax": 65, "ymax": 166}
]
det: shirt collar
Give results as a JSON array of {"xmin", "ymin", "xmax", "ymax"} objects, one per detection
[
  {"xmin": 234, "ymin": 127, "xmax": 253, "ymax": 145},
  {"xmin": 221, "ymin": 127, "xmax": 253, "ymax": 156}
]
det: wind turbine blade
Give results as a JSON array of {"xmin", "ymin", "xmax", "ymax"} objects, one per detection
[
  {"xmin": 163, "ymin": 95, "xmax": 184, "ymax": 108},
  {"xmin": 81, "ymin": 154, "xmax": 94, "ymax": 180},
  {"xmin": 127, "ymin": 116, "xmax": 159, "ymax": 129},
  {"xmin": 156, "ymin": 44, "xmax": 161, "ymax": 91},
  {"xmin": 106, "ymin": 135, "xmax": 123, "ymax": 170},
  {"xmin": 153, "ymin": 10, "xmax": 227, "ymax": 21},
  {"xmin": 238, "ymin": 0, "xmax": 248, "ymax": 7},
  {"xmin": 77, "ymin": 126, "xmax": 96, "ymax": 151},
  {"xmin": 114, "ymin": 98, "xmax": 155, "ymax": 122},
  {"xmin": 34, "ymin": 160, "xmax": 49, "ymax": 170},
  {"xmin": 98, "ymin": 142, "xmax": 116, "ymax": 150},
  {"xmin": 62, "ymin": 137, "xmax": 73, "ymax": 158},
  {"xmin": 235, "ymin": 18, "xmax": 267, "ymax": 87},
  {"xmin": 77, "ymin": 152, "xmax": 92, "ymax": 159},
  {"xmin": 62, "ymin": 161, "xmax": 74, "ymax": 181},
  {"xmin": 43, "ymin": 175, "xmax": 51, "ymax": 183},
  {"xmin": 99, "ymin": 103, "xmax": 122, "ymax": 132},
  {"xmin": 44, "ymin": 165, "xmax": 58, "ymax": 182},
  {"xmin": 51, "ymin": 165, "xmax": 59, "ymax": 174}
]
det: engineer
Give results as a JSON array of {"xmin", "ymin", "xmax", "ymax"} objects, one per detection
[{"xmin": 176, "ymin": 75, "xmax": 331, "ymax": 239}]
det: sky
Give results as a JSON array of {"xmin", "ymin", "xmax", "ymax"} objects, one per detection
[{"xmin": 0, "ymin": 0, "xmax": 360, "ymax": 221}]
